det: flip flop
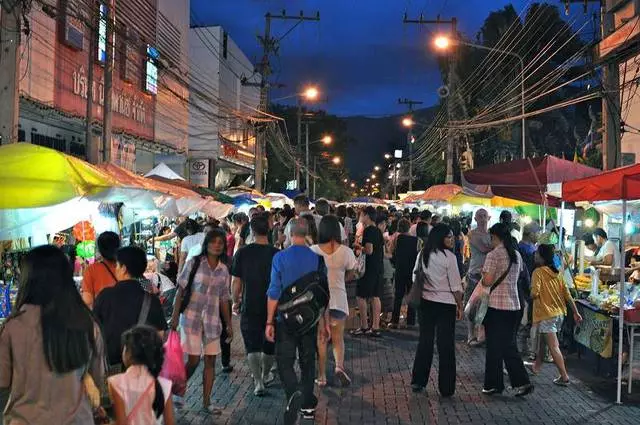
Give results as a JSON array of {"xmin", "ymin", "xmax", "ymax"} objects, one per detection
[{"xmin": 315, "ymin": 378, "xmax": 327, "ymax": 387}]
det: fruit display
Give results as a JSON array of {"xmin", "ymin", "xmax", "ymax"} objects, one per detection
[
  {"xmin": 586, "ymin": 283, "xmax": 640, "ymax": 314},
  {"xmin": 574, "ymin": 273, "xmax": 607, "ymax": 293}
]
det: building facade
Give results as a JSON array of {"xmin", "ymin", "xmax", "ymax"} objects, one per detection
[
  {"xmin": 14, "ymin": 0, "xmax": 189, "ymax": 172},
  {"xmin": 189, "ymin": 25, "xmax": 260, "ymax": 189}
]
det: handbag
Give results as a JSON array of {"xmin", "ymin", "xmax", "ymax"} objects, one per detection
[
  {"xmin": 406, "ymin": 251, "xmax": 425, "ymax": 308},
  {"xmin": 352, "ymin": 252, "xmax": 366, "ymax": 280},
  {"xmin": 277, "ymin": 256, "xmax": 330, "ymax": 336},
  {"xmin": 464, "ymin": 262, "xmax": 512, "ymax": 325}
]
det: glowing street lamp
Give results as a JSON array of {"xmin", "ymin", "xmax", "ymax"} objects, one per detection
[
  {"xmin": 332, "ymin": 156, "xmax": 341, "ymax": 165},
  {"xmin": 350, "ymin": 182, "xmax": 356, "ymax": 188},
  {"xmin": 434, "ymin": 35, "xmax": 451, "ymax": 50},
  {"xmin": 384, "ymin": 153, "xmax": 392, "ymax": 160},
  {"xmin": 366, "ymin": 178, "xmax": 370, "ymax": 182},
  {"xmin": 371, "ymin": 174, "xmax": 376, "ymax": 179},
  {"xmin": 374, "ymin": 165, "xmax": 381, "ymax": 171},
  {"xmin": 402, "ymin": 117, "xmax": 414, "ymax": 128},
  {"xmin": 343, "ymin": 178, "xmax": 348, "ymax": 183},
  {"xmin": 322, "ymin": 135, "xmax": 333, "ymax": 145},
  {"xmin": 304, "ymin": 86, "xmax": 319, "ymax": 100}
]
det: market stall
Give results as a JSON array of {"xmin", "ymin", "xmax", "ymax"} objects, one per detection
[{"xmin": 562, "ymin": 162, "xmax": 640, "ymax": 403}]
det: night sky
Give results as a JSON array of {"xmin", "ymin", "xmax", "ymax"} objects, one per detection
[{"xmin": 191, "ymin": 0, "xmax": 538, "ymax": 117}]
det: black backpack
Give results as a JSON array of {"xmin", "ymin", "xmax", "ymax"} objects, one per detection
[
  {"xmin": 277, "ymin": 256, "xmax": 329, "ymax": 336},
  {"xmin": 179, "ymin": 256, "xmax": 202, "ymax": 314}
]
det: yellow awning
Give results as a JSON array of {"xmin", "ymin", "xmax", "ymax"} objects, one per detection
[{"xmin": 0, "ymin": 143, "xmax": 115, "ymax": 209}]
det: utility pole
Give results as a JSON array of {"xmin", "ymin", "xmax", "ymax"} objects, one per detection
[
  {"xmin": 101, "ymin": 0, "xmax": 114, "ymax": 163},
  {"xmin": 295, "ymin": 100, "xmax": 302, "ymax": 186},
  {"xmin": 600, "ymin": 4, "xmax": 621, "ymax": 170},
  {"xmin": 404, "ymin": 14, "xmax": 457, "ymax": 183},
  {"xmin": 305, "ymin": 121, "xmax": 310, "ymax": 193},
  {"xmin": 398, "ymin": 98, "xmax": 423, "ymax": 191},
  {"xmin": 255, "ymin": 10, "xmax": 320, "ymax": 192},
  {"xmin": 85, "ymin": 0, "xmax": 98, "ymax": 163},
  {"xmin": 0, "ymin": 1, "xmax": 24, "ymax": 145},
  {"xmin": 313, "ymin": 156, "xmax": 317, "ymax": 199}
]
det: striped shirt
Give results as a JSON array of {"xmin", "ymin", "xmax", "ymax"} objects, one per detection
[{"xmin": 482, "ymin": 245, "xmax": 522, "ymax": 311}]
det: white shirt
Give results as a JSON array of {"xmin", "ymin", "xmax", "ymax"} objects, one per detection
[
  {"xmin": 598, "ymin": 239, "xmax": 621, "ymax": 268},
  {"xmin": 311, "ymin": 244, "xmax": 357, "ymax": 315},
  {"xmin": 182, "ymin": 232, "xmax": 205, "ymax": 262},
  {"xmin": 284, "ymin": 212, "xmax": 346, "ymax": 247},
  {"xmin": 108, "ymin": 365, "xmax": 172, "ymax": 425},
  {"xmin": 413, "ymin": 250, "xmax": 463, "ymax": 305}
]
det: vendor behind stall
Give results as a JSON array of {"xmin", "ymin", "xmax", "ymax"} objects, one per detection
[{"xmin": 588, "ymin": 228, "xmax": 621, "ymax": 268}]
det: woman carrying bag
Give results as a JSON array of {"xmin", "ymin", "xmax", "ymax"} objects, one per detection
[{"xmin": 410, "ymin": 224, "xmax": 463, "ymax": 396}]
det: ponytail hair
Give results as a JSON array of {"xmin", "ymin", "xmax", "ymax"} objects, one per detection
[
  {"xmin": 121, "ymin": 325, "xmax": 165, "ymax": 418},
  {"xmin": 489, "ymin": 223, "xmax": 517, "ymax": 264}
]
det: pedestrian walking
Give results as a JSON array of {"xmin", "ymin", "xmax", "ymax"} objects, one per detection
[
  {"xmin": 311, "ymin": 215, "xmax": 357, "ymax": 387},
  {"xmin": 352, "ymin": 206, "xmax": 384, "ymax": 337},
  {"xmin": 466, "ymin": 209, "xmax": 492, "ymax": 346},
  {"xmin": 0, "ymin": 245, "xmax": 106, "ymax": 425},
  {"xmin": 265, "ymin": 218, "xmax": 328, "ymax": 425},
  {"xmin": 528, "ymin": 244, "xmax": 582, "ymax": 385},
  {"xmin": 81, "ymin": 231, "xmax": 121, "ymax": 308},
  {"xmin": 178, "ymin": 219, "xmax": 203, "ymax": 274},
  {"xmin": 390, "ymin": 218, "xmax": 419, "ymax": 328},
  {"xmin": 108, "ymin": 325, "xmax": 175, "ymax": 425},
  {"xmin": 481, "ymin": 223, "xmax": 534, "ymax": 397},
  {"xmin": 170, "ymin": 229, "xmax": 234, "ymax": 415},
  {"xmin": 94, "ymin": 246, "xmax": 167, "ymax": 371},
  {"xmin": 410, "ymin": 224, "xmax": 463, "ymax": 396},
  {"xmin": 283, "ymin": 195, "xmax": 322, "ymax": 247},
  {"xmin": 231, "ymin": 214, "xmax": 280, "ymax": 396}
]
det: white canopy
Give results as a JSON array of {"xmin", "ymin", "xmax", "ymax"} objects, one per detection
[{"xmin": 144, "ymin": 163, "xmax": 185, "ymax": 181}]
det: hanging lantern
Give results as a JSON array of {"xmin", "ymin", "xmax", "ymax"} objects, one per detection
[
  {"xmin": 76, "ymin": 241, "xmax": 96, "ymax": 259},
  {"xmin": 73, "ymin": 221, "xmax": 96, "ymax": 242}
]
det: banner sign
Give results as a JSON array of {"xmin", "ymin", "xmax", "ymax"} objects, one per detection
[
  {"xmin": 574, "ymin": 302, "xmax": 613, "ymax": 358},
  {"xmin": 190, "ymin": 159, "xmax": 210, "ymax": 187}
]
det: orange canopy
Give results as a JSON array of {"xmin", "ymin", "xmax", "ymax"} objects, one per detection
[
  {"xmin": 404, "ymin": 184, "xmax": 462, "ymax": 203},
  {"xmin": 96, "ymin": 163, "xmax": 200, "ymax": 199}
]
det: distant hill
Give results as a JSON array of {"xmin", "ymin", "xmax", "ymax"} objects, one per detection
[{"xmin": 344, "ymin": 106, "xmax": 439, "ymax": 179}]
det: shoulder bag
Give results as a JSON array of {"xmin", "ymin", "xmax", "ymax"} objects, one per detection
[
  {"xmin": 464, "ymin": 262, "xmax": 513, "ymax": 325},
  {"xmin": 406, "ymin": 251, "xmax": 425, "ymax": 308},
  {"xmin": 277, "ymin": 256, "xmax": 330, "ymax": 336}
]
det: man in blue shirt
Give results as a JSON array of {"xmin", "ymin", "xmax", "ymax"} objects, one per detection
[{"xmin": 266, "ymin": 218, "xmax": 327, "ymax": 425}]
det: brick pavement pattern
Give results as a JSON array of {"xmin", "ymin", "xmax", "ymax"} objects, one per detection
[{"xmin": 176, "ymin": 319, "xmax": 640, "ymax": 425}]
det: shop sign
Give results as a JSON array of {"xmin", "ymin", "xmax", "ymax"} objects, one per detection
[
  {"xmin": 190, "ymin": 159, "xmax": 210, "ymax": 187},
  {"xmin": 72, "ymin": 66, "xmax": 148, "ymax": 125},
  {"xmin": 574, "ymin": 304, "xmax": 613, "ymax": 358}
]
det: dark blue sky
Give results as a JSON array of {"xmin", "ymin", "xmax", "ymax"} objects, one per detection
[{"xmin": 190, "ymin": 0, "xmax": 541, "ymax": 116}]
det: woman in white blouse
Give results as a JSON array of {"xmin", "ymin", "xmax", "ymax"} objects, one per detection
[
  {"xmin": 311, "ymin": 215, "xmax": 358, "ymax": 388},
  {"xmin": 410, "ymin": 224, "xmax": 463, "ymax": 396}
]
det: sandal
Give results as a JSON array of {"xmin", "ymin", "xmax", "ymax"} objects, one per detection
[
  {"xmin": 315, "ymin": 378, "xmax": 327, "ymax": 387},
  {"xmin": 365, "ymin": 328, "xmax": 382, "ymax": 338},
  {"xmin": 351, "ymin": 328, "xmax": 368, "ymax": 336},
  {"xmin": 335, "ymin": 367, "xmax": 352, "ymax": 387},
  {"xmin": 553, "ymin": 377, "xmax": 570, "ymax": 387}
]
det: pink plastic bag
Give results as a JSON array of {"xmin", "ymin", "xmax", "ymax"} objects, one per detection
[{"xmin": 160, "ymin": 331, "xmax": 186, "ymax": 396}]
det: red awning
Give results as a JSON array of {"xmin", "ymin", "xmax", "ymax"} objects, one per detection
[
  {"xmin": 562, "ymin": 163, "xmax": 640, "ymax": 202},
  {"xmin": 464, "ymin": 155, "xmax": 601, "ymax": 205}
]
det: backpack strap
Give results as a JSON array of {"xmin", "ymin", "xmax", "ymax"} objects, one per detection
[
  {"xmin": 100, "ymin": 261, "xmax": 117, "ymax": 283},
  {"xmin": 138, "ymin": 293, "xmax": 152, "ymax": 325}
]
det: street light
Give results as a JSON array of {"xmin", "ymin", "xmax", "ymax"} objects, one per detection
[
  {"xmin": 374, "ymin": 165, "xmax": 381, "ymax": 171},
  {"xmin": 402, "ymin": 117, "xmax": 414, "ymax": 128},
  {"xmin": 384, "ymin": 153, "xmax": 392, "ymax": 160},
  {"xmin": 304, "ymin": 86, "xmax": 319, "ymax": 100},
  {"xmin": 343, "ymin": 178, "xmax": 348, "ymax": 183},
  {"xmin": 350, "ymin": 182, "xmax": 356, "ymax": 188},
  {"xmin": 322, "ymin": 135, "xmax": 332, "ymax": 145},
  {"xmin": 371, "ymin": 174, "xmax": 376, "ymax": 179},
  {"xmin": 332, "ymin": 156, "xmax": 341, "ymax": 165},
  {"xmin": 433, "ymin": 35, "xmax": 526, "ymax": 159}
]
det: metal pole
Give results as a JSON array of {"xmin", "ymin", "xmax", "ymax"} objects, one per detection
[
  {"xmin": 101, "ymin": 0, "xmax": 114, "ymax": 163},
  {"xmin": 408, "ymin": 130, "xmax": 413, "ymax": 191},
  {"xmin": 617, "ymin": 199, "xmax": 627, "ymax": 404},
  {"xmin": 393, "ymin": 162, "xmax": 398, "ymax": 200},
  {"xmin": 520, "ymin": 57, "xmax": 526, "ymax": 159},
  {"xmin": 85, "ymin": 0, "xmax": 97, "ymax": 162},
  {"xmin": 445, "ymin": 18, "xmax": 457, "ymax": 184},
  {"xmin": 305, "ymin": 122, "xmax": 310, "ymax": 193},
  {"xmin": 313, "ymin": 156, "xmax": 317, "ymax": 199},
  {"xmin": 0, "ymin": 5, "xmax": 21, "ymax": 145},
  {"xmin": 296, "ymin": 100, "xmax": 301, "ymax": 185}
]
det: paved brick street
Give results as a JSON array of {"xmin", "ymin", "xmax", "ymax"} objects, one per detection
[{"xmin": 176, "ymin": 318, "xmax": 640, "ymax": 425}]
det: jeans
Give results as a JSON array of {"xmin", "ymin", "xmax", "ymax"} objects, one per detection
[
  {"xmin": 391, "ymin": 273, "xmax": 416, "ymax": 326},
  {"xmin": 276, "ymin": 324, "xmax": 318, "ymax": 410},
  {"xmin": 411, "ymin": 299, "xmax": 457, "ymax": 396},
  {"xmin": 220, "ymin": 302, "xmax": 231, "ymax": 367},
  {"xmin": 483, "ymin": 308, "xmax": 530, "ymax": 391}
]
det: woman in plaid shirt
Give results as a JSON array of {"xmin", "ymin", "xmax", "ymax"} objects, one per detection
[
  {"xmin": 480, "ymin": 223, "xmax": 533, "ymax": 397},
  {"xmin": 170, "ymin": 229, "xmax": 234, "ymax": 415}
]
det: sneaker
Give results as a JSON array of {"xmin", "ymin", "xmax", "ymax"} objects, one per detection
[
  {"xmin": 514, "ymin": 384, "xmax": 534, "ymax": 397},
  {"xmin": 365, "ymin": 328, "xmax": 382, "ymax": 338},
  {"xmin": 351, "ymin": 328, "xmax": 368, "ymax": 336},
  {"xmin": 222, "ymin": 365, "xmax": 234, "ymax": 373},
  {"xmin": 553, "ymin": 377, "xmax": 570, "ymax": 387},
  {"xmin": 202, "ymin": 405, "xmax": 223, "ymax": 415},
  {"xmin": 254, "ymin": 381, "xmax": 266, "ymax": 396},
  {"xmin": 264, "ymin": 371, "xmax": 276, "ymax": 387},
  {"xmin": 469, "ymin": 339, "xmax": 485, "ymax": 347},
  {"xmin": 411, "ymin": 384, "xmax": 425, "ymax": 393},
  {"xmin": 335, "ymin": 368, "xmax": 352, "ymax": 387},
  {"xmin": 300, "ymin": 408, "xmax": 315, "ymax": 420},
  {"xmin": 284, "ymin": 391, "xmax": 303, "ymax": 425},
  {"xmin": 481, "ymin": 388, "xmax": 503, "ymax": 395}
]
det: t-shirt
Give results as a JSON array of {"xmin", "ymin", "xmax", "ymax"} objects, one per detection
[
  {"xmin": 232, "ymin": 243, "xmax": 280, "ymax": 323},
  {"xmin": 311, "ymin": 244, "xmax": 357, "ymax": 315},
  {"xmin": 467, "ymin": 229, "xmax": 492, "ymax": 276},
  {"xmin": 598, "ymin": 239, "xmax": 621, "ymax": 268},
  {"xmin": 81, "ymin": 260, "xmax": 118, "ymax": 302},
  {"xmin": 267, "ymin": 245, "xmax": 325, "ymax": 301},
  {"xmin": 94, "ymin": 280, "xmax": 167, "ymax": 365},
  {"xmin": 181, "ymin": 232, "xmax": 205, "ymax": 255},
  {"xmin": 361, "ymin": 225, "xmax": 384, "ymax": 286}
]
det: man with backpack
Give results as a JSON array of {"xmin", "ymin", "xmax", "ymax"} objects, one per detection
[{"xmin": 265, "ymin": 218, "xmax": 329, "ymax": 425}]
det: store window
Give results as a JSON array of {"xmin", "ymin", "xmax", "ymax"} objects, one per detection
[
  {"xmin": 97, "ymin": 3, "xmax": 107, "ymax": 63},
  {"xmin": 144, "ymin": 45, "xmax": 159, "ymax": 94}
]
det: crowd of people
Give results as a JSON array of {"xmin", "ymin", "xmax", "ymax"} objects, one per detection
[{"xmin": 0, "ymin": 195, "xmax": 587, "ymax": 425}]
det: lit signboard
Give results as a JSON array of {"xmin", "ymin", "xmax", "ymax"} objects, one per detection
[
  {"xmin": 97, "ymin": 3, "xmax": 107, "ymax": 62},
  {"xmin": 145, "ymin": 45, "xmax": 158, "ymax": 94}
]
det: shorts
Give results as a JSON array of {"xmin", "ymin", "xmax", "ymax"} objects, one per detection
[
  {"xmin": 240, "ymin": 316, "xmax": 275, "ymax": 355},
  {"xmin": 329, "ymin": 309, "xmax": 348, "ymax": 321},
  {"xmin": 537, "ymin": 316, "xmax": 564, "ymax": 334},
  {"xmin": 181, "ymin": 327, "xmax": 221, "ymax": 356},
  {"xmin": 356, "ymin": 273, "xmax": 382, "ymax": 299}
]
